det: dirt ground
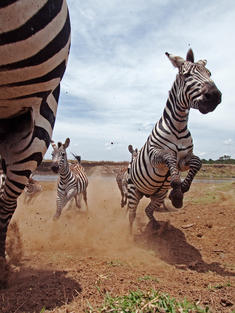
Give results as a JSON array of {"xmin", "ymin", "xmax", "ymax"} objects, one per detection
[{"xmin": 0, "ymin": 167, "xmax": 234, "ymax": 313}]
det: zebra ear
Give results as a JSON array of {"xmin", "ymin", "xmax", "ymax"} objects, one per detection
[
  {"xmin": 51, "ymin": 140, "xmax": 57, "ymax": 150},
  {"xmin": 64, "ymin": 137, "xmax": 70, "ymax": 149},
  {"xmin": 197, "ymin": 59, "xmax": 207, "ymax": 66},
  {"xmin": 128, "ymin": 145, "xmax": 134, "ymax": 154},
  {"xmin": 58, "ymin": 142, "xmax": 62, "ymax": 148},
  {"xmin": 165, "ymin": 52, "xmax": 185, "ymax": 68},
  {"xmin": 186, "ymin": 48, "xmax": 194, "ymax": 63}
]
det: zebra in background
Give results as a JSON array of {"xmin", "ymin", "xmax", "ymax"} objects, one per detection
[
  {"xmin": 0, "ymin": 0, "xmax": 71, "ymax": 288},
  {"xmin": 127, "ymin": 49, "xmax": 222, "ymax": 233},
  {"xmin": 116, "ymin": 145, "xmax": 138, "ymax": 208},
  {"xmin": 24, "ymin": 176, "xmax": 43, "ymax": 204},
  {"xmin": 51, "ymin": 138, "xmax": 89, "ymax": 219}
]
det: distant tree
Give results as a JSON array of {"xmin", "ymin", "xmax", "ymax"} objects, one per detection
[{"xmin": 219, "ymin": 155, "xmax": 231, "ymax": 161}]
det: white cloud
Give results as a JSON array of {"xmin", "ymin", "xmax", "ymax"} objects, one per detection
[{"xmin": 224, "ymin": 138, "xmax": 233, "ymax": 145}]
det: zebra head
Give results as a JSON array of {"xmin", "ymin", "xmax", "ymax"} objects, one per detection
[
  {"xmin": 165, "ymin": 49, "xmax": 222, "ymax": 114},
  {"xmin": 51, "ymin": 138, "xmax": 70, "ymax": 174}
]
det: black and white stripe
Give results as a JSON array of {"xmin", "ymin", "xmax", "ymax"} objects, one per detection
[
  {"xmin": 0, "ymin": 0, "xmax": 70, "ymax": 286},
  {"xmin": 127, "ymin": 49, "xmax": 222, "ymax": 232},
  {"xmin": 0, "ymin": 174, "xmax": 6, "ymax": 196},
  {"xmin": 51, "ymin": 138, "xmax": 88, "ymax": 219},
  {"xmin": 116, "ymin": 145, "xmax": 138, "ymax": 208}
]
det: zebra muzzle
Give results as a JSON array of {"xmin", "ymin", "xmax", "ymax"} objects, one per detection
[{"xmin": 51, "ymin": 165, "xmax": 59, "ymax": 174}]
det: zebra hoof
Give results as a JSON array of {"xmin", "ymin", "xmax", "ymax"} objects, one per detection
[
  {"xmin": 169, "ymin": 189, "xmax": 183, "ymax": 208},
  {"xmin": 53, "ymin": 215, "xmax": 60, "ymax": 221},
  {"xmin": 0, "ymin": 257, "xmax": 9, "ymax": 289},
  {"xmin": 181, "ymin": 183, "xmax": 190, "ymax": 193},
  {"xmin": 145, "ymin": 220, "xmax": 160, "ymax": 233}
]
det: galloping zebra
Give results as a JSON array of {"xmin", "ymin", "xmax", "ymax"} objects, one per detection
[
  {"xmin": 0, "ymin": 0, "xmax": 70, "ymax": 287},
  {"xmin": 51, "ymin": 138, "xmax": 88, "ymax": 219},
  {"xmin": 116, "ymin": 145, "xmax": 138, "ymax": 208},
  {"xmin": 127, "ymin": 49, "xmax": 222, "ymax": 233},
  {"xmin": 24, "ymin": 176, "xmax": 43, "ymax": 204}
]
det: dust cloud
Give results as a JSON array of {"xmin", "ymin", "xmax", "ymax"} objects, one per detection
[{"xmin": 9, "ymin": 174, "xmax": 162, "ymax": 267}]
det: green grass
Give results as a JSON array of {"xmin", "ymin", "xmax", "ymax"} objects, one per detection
[
  {"xmin": 107, "ymin": 259, "xmax": 125, "ymax": 267},
  {"xmin": 186, "ymin": 183, "xmax": 234, "ymax": 205},
  {"xmin": 86, "ymin": 289, "xmax": 210, "ymax": 313},
  {"xmin": 208, "ymin": 281, "xmax": 232, "ymax": 290},
  {"xmin": 138, "ymin": 275, "xmax": 159, "ymax": 283}
]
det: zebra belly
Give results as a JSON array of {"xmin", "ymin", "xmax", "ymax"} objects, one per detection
[{"xmin": 131, "ymin": 162, "xmax": 171, "ymax": 196}]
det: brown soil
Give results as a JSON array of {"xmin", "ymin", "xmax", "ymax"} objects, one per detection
[{"xmin": 0, "ymin": 169, "xmax": 234, "ymax": 313}]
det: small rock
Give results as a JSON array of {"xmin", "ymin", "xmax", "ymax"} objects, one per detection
[
  {"xmin": 220, "ymin": 298, "xmax": 233, "ymax": 307},
  {"xmin": 197, "ymin": 233, "xmax": 203, "ymax": 238}
]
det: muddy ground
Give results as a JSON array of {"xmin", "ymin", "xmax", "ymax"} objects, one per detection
[{"xmin": 0, "ymin": 167, "xmax": 235, "ymax": 313}]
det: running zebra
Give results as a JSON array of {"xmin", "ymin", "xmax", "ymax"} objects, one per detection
[
  {"xmin": 128, "ymin": 49, "xmax": 222, "ymax": 233},
  {"xmin": 51, "ymin": 138, "xmax": 88, "ymax": 219},
  {"xmin": 24, "ymin": 176, "xmax": 43, "ymax": 204},
  {"xmin": 116, "ymin": 145, "xmax": 138, "ymax": 208},
  {"xmin": 0, "ymin": 0, "xmax": 70, "ymax": 287}
]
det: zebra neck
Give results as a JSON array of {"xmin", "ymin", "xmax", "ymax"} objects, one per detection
[
  {"xmin": 59, "ymin": 161, "xmax": 71, "ymax": 180},
  {"xmin": 161, "ymin": 81, "xmax": 189, "ymax": 133}
]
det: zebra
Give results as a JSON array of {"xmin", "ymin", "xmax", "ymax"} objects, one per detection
[
  {"xmin": 127, "ymin": 49, "xmax": 222, "ymax": 233},
  {"xmin": 51, "ymin": 138, "xmax": 89, "ymax": 219},
  {"xmin": 0, "ymin": 0, "xmax": 71, "ymax": 288},
  {"xmin": 116, "ymin": 145, "xmax": 138, "ymax": 208},
  {"xmin": 24, "ymin": 176, "xmax": 43, "ymax": 204}
]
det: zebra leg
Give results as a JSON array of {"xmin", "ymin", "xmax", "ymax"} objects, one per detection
[
  {"xmin": 75, "ymin": 194, "xmax": 82, "ymax": 209},
  {"xmin": 0, "ymin": 170, "xmax": 31, "ymax": 288},
  {"xmin": 156, "ymin": 152, "xmax": 183, "ymax": 209},
  {"xmin": 127, "ymin": 183, "xmax": 143, "ymax": 234},
  {"xmin": 117, "ymin": 181, "xmax": 125, "ymax": 208},
  {"xmin": 83, "ymin": 190, "xmax": 88, "ymax": 210},
  {"xmin": 54, "ymin": 191, "xmax": 68, "ymax": 219},
  {"xmin": 122, "ymin": 180, "xmax": 128, "ymax": 207},
  {"xmin": 181, "ymin": 155, "xmax": 202, "ymax": 193},
  {"xmin": 145, "ymin": 191, "xmax": 168, "ymax": 229}
]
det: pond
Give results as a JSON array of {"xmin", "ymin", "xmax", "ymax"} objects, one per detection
[{"xmin": 33, "ymin": 174, "xmax": 235, "ymax": 184}]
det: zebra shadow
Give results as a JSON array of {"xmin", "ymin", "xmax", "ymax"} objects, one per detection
[
  {"xmin": 133, "ymin": 221, "xmax": 235, "ymax": 277},
  {"xmin": 0, "ymin": 267, "xmax": 82, "ymax": 313}
]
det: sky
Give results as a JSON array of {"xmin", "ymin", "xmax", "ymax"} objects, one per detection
[{"xmin": 46, "ymin": 0, "xmax": 235, "ymax": 161}]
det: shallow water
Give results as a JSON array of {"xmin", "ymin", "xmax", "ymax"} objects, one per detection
[{"xmin": 33, "ymin": 173, "xmax": 235, "ymax": 184}]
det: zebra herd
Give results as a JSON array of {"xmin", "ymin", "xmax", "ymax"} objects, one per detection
[{"xmin": 0, "ymin": 0, "xmax": 222, "ymax": 288}]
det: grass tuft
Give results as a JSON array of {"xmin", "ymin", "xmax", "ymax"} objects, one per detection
[{"xmin": 86, "ymin": 289, "xmax": 210, "ymax": 312}]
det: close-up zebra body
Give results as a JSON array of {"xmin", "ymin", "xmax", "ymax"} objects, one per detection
[
  {"xmin": 51, "ymin": 138, "xmax": 88, "ymax": 220},
  {"xmin": 0, "ymin": 0, "xmax": 70, "ymax": 287},
  {"xmin": 128, "ymin": 48, "xmax": 222, "ymax": 232}
]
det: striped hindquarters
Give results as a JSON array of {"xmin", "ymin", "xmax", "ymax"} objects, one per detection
[
  {"xmin": 130, "ymin": 142, "xmax": 171, "ymax": 196},
  {"xmin": 70, "ymin": 163, "xmax": 88, "ymax": 193}
]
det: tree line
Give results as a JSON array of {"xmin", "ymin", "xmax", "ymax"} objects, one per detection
[{"xmin": 201, "ymin": 155, "xmax": 235, "ymax": 164}]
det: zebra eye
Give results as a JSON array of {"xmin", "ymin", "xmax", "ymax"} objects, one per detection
[{"xmin": 183, "ymin": 72, "xmax": 191, "ymax": 78}]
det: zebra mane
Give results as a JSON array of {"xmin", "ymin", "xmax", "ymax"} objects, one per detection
[{"xmin": 72, "ymin": 153, "xmax": 81, "ymax": 163}]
